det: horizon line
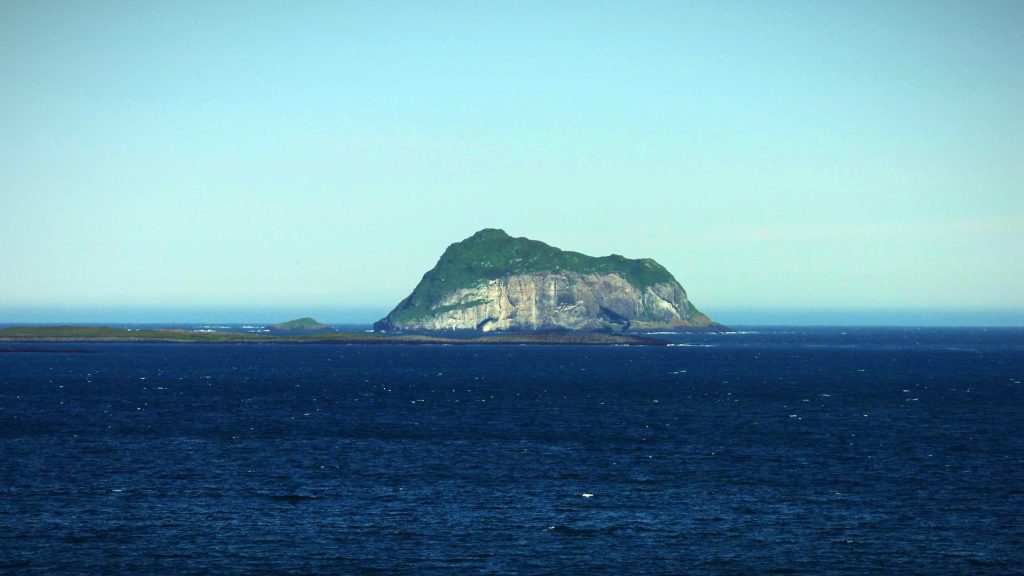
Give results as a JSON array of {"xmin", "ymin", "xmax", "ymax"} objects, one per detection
[{"xmin": 1, "ymin": 306, "xmax": 1023, "ymax": 328}]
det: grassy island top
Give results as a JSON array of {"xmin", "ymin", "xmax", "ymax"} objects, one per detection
[{"xmin": 389, "ymin": 228, "xmax": 680, "ymax": 323}]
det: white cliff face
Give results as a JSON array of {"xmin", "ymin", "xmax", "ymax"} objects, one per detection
[{"xmin": 392, "ymin": 272, "xmax": 708, "ymax": 331}]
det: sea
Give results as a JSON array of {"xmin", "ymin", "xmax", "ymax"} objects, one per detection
[{"xmin": 1, "ymin": 327, "xmax": 1022, "ymax": 575}]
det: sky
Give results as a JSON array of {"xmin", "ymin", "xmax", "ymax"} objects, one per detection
[{"xmin": 2, "ymin": 1, "xmax": 1022, "ymax": 325}]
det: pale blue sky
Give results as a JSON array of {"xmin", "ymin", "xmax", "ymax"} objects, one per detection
[{"xmin": 2, "ymin": 1, "xmax": 1022, "ymax": 324}]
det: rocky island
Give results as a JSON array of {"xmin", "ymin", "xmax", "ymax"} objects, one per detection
[
  {"xmin": 268, "ymin": 317, "xmax": 333, "ymax": 334},
  {"xmin": 0, "ymin": 231, "xmax": 721, "ymax": 346},
  {"xmin": 375, "ymin": 229, "xmax": 720, "ymax": 332}
]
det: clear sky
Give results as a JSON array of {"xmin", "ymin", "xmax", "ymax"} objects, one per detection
[{"xmin": 2, "ymin": 1, "xmax": 1022, "ymax": 324}]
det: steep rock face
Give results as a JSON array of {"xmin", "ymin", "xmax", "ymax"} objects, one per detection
[{"xmin": 375, "ymin": 229, "xmax": 717, "ymax": 332}]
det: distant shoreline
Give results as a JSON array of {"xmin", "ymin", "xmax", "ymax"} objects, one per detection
[{"xmin": 0, "ymin": 326, "xmax": 668, "ymax": 346}]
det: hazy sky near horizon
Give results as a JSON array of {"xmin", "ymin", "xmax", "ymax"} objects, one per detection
[{"xmin": 2, "ymin": 1, "xmax": 1022, "ymax": 322}]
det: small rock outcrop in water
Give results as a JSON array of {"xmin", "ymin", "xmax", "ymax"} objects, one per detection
[
  {"xmin": 375, "ymin": 229, "xmax": 720, "ymax": 332},
  {"xmin": 269, "ymin": 317, "xmax": 332, "ymax": 334}
]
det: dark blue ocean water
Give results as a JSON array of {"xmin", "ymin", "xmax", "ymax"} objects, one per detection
[{"xmin": 1, "ymin": 327, "xmax": 1022, "ymax": 575}]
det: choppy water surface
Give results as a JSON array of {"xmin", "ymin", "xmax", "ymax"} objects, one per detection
[{"xmin": 1, "ymin": 328, "xmax": 1022, "ymax": 574}]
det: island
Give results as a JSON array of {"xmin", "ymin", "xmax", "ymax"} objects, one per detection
[
  {"xmin": 1, "ymin": 230, "xmax": 727, "ymax": 345},
  {"xmin": 268, "ymin": 317, "xmax": 333, "ymax": 334},
  {"xmin": 376, "ymin": 228, "xmax": 723, "ymax": 332}
]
